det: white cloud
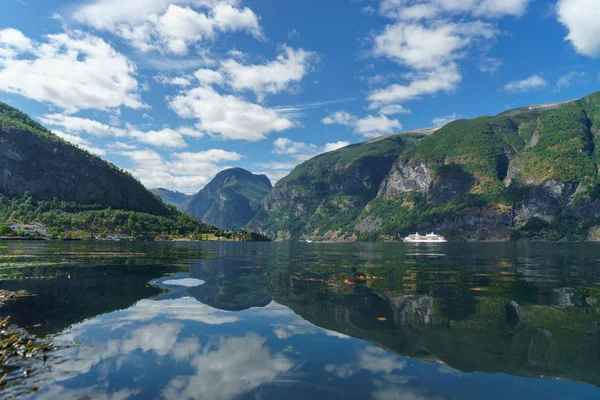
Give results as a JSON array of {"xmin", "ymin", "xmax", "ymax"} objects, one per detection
[
  {"xmin": 355, "ymin": 115, "xmax": 402, "ymax": 137},
  {"xmin": 41, "ymin": 114, "xmax": 200, "ymax": 148},
  {"xmin": 323, "ymin": 141, "xmax": 350, "ymax": 152},
  {"xmin": 272, "ymin": 138, "xmax": 317, "ymax": 155},
  {"xmin": 369, "ymin": 19, "xmax": 494, "ymax": 107},
  {"xmin": 220, "ymin": 46, "xmax": 316, "ymax": 101},
  {"xmin": 194, "ymin": 68, "xmax": 224, "ymax": 85},
  {"xmin": 0, "ymin": 29, "xmax": 145, "ymax": 113},
  {"xmin": 322, "ymin": 111, "xmax": 355, "ymax": 126},
  {"xmin": 129, "ymin": 127, "xmax": 188, "ymax": 148},
  {"xmin": 473, "ymin": 0, "xmax": 531, "ymax": 18},
  {"xmin": 0, "ymin": 28, "xmax": 32, "ymax": 57},
  {"xmin": 557, "ymin": 0, "xmax": 600, "ymax": 57},
  {"xmin": 143, "ymin": 51, "xmax": 218, "ymax": 71},
  {"xmin": 380, "ymin": 0, "xmax": 531, "ymax": 19},
  {"xmin": 554, "ymin": 71, "xmax": 589, "ymax": 92},
  {"xmin": 368, "ymin": 62, "xmax": 462, "ymax": 106},
  {"xmin": 375, "ymin": 104, "xmax": 412, "ymax": 115},
  {"xmin": 40, "ymin": 114, "xmax": 126, "ymax": 137},
  {"xmin": 272, "ymin": 138, "xmax": 350, "ymax": 159},
  {"xmin": 373, "ymin": 21, "xmax": 496, "ymax": 70},
  {"xmin": 107, "ymin": 141, "xmax": 137, "ymax": 150},
  {"xmin": 72, "ymin": 1, "xmax": 262, "ymax": 55},
  {"xmin": 432, "ymin": 113, "xmax": 461, "ymax": 126},
  {"xmin": 156, "ymin": 74, "xmax": 193, "ymax": 87},
  {"xmin": 169, "ymin": 85, "xmax": 294, "ymax": 141},
  {"xmin": 479, "ymin": 56, "xmax": 503, "ymax": 74},
  {"xmin": 368, "ymin": 1, "xmax": 526, "ymax": 111},
  {"xmin": 157, "ymin": 46, "xmax": 315, "ymax": 142},
  {"xmin": 121, "ymin": 148, "xmax": 242, "ymax": 192},
  {"xmin": 323, "ymin": 111, "xmax": 402, "ymax": 137},
  {"xmin": 503, "ymin": 74, "xmax": 548, "ymax": 93}
]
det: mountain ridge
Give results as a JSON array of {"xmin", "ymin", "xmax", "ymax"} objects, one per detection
[{"xmin": 253, "ymin": 90, "xmax": 600, "ymax": 242}]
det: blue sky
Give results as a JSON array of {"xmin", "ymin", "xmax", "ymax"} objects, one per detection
[{"xmin": 0, "ymin": 0, "xmax": 598, "ymax": 193}]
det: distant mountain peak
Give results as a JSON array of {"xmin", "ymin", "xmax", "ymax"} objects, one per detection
[{"xmin": 184, "ymin": 168, "xmax": 272, "ymax": 229}]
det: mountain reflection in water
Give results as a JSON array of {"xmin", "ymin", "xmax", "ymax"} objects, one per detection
[{"xmin": 1, "ymin": 241, "xmax": 600, "ymax": 399}]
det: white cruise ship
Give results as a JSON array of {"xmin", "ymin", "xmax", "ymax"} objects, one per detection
[{"xmin": 403, "ymin": 232, "xmax": 447, "ymax": 243}]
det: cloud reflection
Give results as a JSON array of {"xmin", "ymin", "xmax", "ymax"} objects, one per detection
[
  {"xmin": 162, "ymin": 335, "xmax": 294, "ymax": 400},
  {"xmin": 31, "ymin": 297, "xmax": 293, "ymax": 400}
]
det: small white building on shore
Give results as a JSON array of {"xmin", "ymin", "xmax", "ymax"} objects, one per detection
[
  {"xmin": 27, "ymin": 222, "xmax": 47, "ymax": 236},
  {"xmin": 8, "ymin": 222, "xmax": 47, "ymax": 236}
]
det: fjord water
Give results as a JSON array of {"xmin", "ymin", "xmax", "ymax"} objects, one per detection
[{"xmin": 1, "ymin": 242, "xmax": 600, "ymax": 399}]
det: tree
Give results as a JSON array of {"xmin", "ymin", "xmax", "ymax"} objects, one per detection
[{"xmin": 0, "ymin": 225, "xmax": 11, "ymax": 235}]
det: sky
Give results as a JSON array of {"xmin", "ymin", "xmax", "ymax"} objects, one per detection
[{"xmin": 0, "ymin": 0, "xmax": 599, "ymax": 194}]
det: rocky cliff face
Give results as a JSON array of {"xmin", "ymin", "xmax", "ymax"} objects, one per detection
[
  {"xmin": 0, "ymin": 103, "xmax": 170, "ymax": 216},
  {"xmin": 186, "ymin": 168, "xmax": 272, "ymax": 229},
  {"xmin": 513, "ymin": 180, "xmax": 579, "ymax": 222},
  {"xmin": 378, "ymin": 160, "xmax": 433, "ymax": 199},
  {"xmin": 252, "ymin": 135, "xmax": 411, "ymax": 240}
]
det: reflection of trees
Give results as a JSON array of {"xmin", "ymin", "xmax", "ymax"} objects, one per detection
[
  {"xmin": 262, "ymin": 266, "xmax": 600, "ymax": 387},
  {"xmin": 0, "ymin": 242, "xmax": 208, "ymax": 335},
  {"xmin": 0, "ymin": 265, "xmax": 181, "ymax": 335},
  {"xmin": 157, "ymin": 242, "xmax": 600, "ymax": 387}
]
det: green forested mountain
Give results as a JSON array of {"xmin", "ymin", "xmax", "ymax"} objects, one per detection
[
  {"xmin": 253, "ymin": 91, "xmax": 600, "ymax": 242},
  {"xmin": 186, "ymin": 168, "xmax": 272, "ymax": 229},
  {"xmin": 0, "ymin": 102, "xmax": 213, "ymax": 237},
  {"xmin": 0, "ymin": 103, "xmax": 169, "ymax": 215},
  {"xmin": 251, "ymin": 134, "xmax": 414, "ymax": 240}
]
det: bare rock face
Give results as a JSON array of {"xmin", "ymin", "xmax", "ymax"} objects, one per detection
[
  {"xmin": 378, "ymin": 160, "xmax": 476, "ymax": 204},
  {"xmin": 383, "ymin": 294, "xmax": 437, "ymax": 327},
  {"xmin": 435, "ymin": 214, "xmax": 512, "ymax": 242},
  {"xmin": 378, "ymin": 160, "xmax": 433, "ymax": 199},
  {"xmin": 428, "ymin": 166, "xmax": 477, "ymax": 204},
  {"xmin": 513, "ymin": 180, "xmax": 579, "ymax": 222}
]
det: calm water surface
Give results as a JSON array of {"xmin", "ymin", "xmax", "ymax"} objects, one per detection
[{"xmin": 1, "ymin": 241, "xmax": 600, "ymax": 399}]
